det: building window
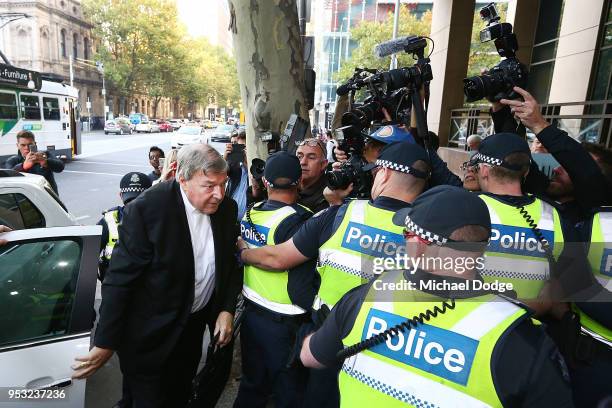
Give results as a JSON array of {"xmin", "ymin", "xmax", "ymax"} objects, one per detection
[
  {"xmin": 84, "ymin": 37, "xmax": 89, "ymax": 60},
  {"xmin": 73, "ymin": 33, "xmax": 78, "ymax": 59},
  {"xmin": 528, "ymin": 0, "xmax": 565, "ymax": 104},
  {"xmin": 590, "ymin": 0, "xmax": 612, "ymax": 101},
  {"xmin": 60, "ymin": 29, "xmax": 66, "ymax": 58}
]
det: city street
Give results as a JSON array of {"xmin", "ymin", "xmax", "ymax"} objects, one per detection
[
  {"xmin": 54, "ymin": 129, "xmax": 239, "ymax": 408},
  {"xmin": 55, "ymin": 130, "xmax": 226, "ymax": 224}
]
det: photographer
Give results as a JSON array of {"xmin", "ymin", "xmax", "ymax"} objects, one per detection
[
  {"xmin": 225, "ymin": 130, "xmax": 251, "ymax": 221},
  {"xmin": 295, "ymin": 138, "xmax": 329, "ymax": 213},
  {"xmin": 4, "ymin": 130, "xmax": 64, "ymax": 194},
  {"xmin": 500, "ymin": 86, "xmax": 612, "ymax": 223}
]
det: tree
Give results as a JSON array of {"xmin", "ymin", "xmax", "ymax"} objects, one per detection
[
  {"xmin": 466, "ymin": 3, "xmax": 508, "ymax": 78},
  {"xmin": 227, "ymin": 0, "xmax": 309, "ymax": 163},
  {"xmin": 83, "ymin": 0, "xmax": 183, "ymax": 114},
  {"xmin": 335, "ymin": 8, "xmax": 432, "ymax": 84}
]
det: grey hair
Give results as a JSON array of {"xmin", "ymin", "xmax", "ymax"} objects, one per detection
[{"xmin": 176, "ymin": 144, "xmax": 228, "ymax": 180}]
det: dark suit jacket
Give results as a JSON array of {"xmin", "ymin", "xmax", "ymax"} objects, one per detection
[{"xmin": 94, "ymin": 180, "xmax": 242, "ymax": 373}]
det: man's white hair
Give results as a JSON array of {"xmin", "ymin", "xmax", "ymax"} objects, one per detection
[{"xmin": 176, "ymin": 144, "xmax": 228, "ymax": 181}]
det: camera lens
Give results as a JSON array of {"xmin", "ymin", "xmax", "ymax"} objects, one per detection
[
  {"xmin": 463, "ymin": 76, "xmax": 486, "ymax": 102},
  {"xmin": 324, "ymin": 168, "xmax": 352, "ymax": 190}
]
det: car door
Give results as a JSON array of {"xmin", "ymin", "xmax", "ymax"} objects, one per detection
[{"xmin": 0, "ymin": 225, "xmax": 101, "ymax": 408}]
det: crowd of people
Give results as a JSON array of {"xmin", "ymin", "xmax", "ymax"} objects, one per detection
[{"xmin": 2, "ymin": 85, "xmax": 611, "ymax": 408}]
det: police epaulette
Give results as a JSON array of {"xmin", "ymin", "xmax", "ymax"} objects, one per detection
[{"xmin": 494, "ymin": 292, "xmax": 533, "ymax": 314}]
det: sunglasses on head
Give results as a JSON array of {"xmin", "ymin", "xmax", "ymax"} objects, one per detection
[{"xmin": 296, "ymin": 139, "xmax": 326, "ymax": 153}]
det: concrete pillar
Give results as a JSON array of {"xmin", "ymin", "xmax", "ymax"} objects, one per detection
[
  {"xmin": 426, "ymin": 0, "xmax": 475, "ymax": 146},
  {"xmin": 548, "ymin": 0, "xmax": 605, "ymax": 104},
  {"xmin": 547, "ymin": 0, "xmax": 605, "ymax": 137}
]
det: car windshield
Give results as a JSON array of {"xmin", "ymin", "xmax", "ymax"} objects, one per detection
[
  {"xmin": 217, "ymin": 125, "xmax": 234, "ymax": 132},
  {"xmin": 178, "ymin": 127, "xmax": 201, "ymax": 135}
]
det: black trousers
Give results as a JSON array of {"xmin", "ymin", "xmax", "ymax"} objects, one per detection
[
  {"xmin": 304, "ymin": 365, "xmax": 340, "ymax": 408},
  {"xmin": 234, "ymin": 303, "xmax": 308, "ymax": 408},
  {"xmin": 117, "ymin": 302, "xmax": 214, "ymax": 408}
]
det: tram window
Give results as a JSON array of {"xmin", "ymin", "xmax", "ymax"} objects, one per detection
[
  {"xmin": 20, "ymin": 95, "xmax": 41, "ymax": 120},
  {"xmin": 43, "ymin": 97, "xmax": 60, "ymax": 120},
  {"xmin": 0, "ymin": 93, "xmax": 17, "ymax": 120}
]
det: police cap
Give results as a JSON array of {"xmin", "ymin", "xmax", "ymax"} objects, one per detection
[
  {"xmin": 392, "ymin": 185, "xmax": 491, "ymax": 248},
  {"xmin": 120, "ymin": 172, "xmax": 152, "ymax": 203},
  {"xmin": 263, "ymin": 151, "xmax": 302, "ymax": 189},
  {"xmin": 368, "ymin": 125, "xmax": 416, "ymax": 144},
  {"xmin": 470, "ymin": 132, "xmax": 531, "ymax": 171},
  {"xmin": 363, "ymin": 141, "xmax": 430, "ymax": 179}
]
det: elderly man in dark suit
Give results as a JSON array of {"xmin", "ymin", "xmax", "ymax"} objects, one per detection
[{"xmin": 72, "ymin": 144, "xmax": 242, "ymax": 407}]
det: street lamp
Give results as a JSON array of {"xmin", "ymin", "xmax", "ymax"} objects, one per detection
[{"xmin": 0, "ymin": 12, "xmax": 31, "ymax": 65}]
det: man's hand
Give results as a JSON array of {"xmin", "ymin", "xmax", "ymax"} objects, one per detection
[
  {"xmin": 224, "ymin": 143, "xmax": 233, "ymax": 159},
  {"xmin": 0, "ymin": 225, "xmax": 11, "ymax": 246},
  {"xmin": 324, "ymin": 183, "xmax": 353, "ymax": 206},
  {"xmin": 71, "ymin": 346, "xmax": 114, "ymax": 379},
  {"xmin": 37, "ymin": 153, "xmax": 48, "ymax": 168},
  {"xmin": 214, "ymin": 311, "xmax": 233, "ymax": 347},
  {"xmin": 333, "ymin": 147, "xmax": 348, "ymax": 163},
  {"xmin": 500, "ymin": 86, "xmax": 550, "ymax": 135}
]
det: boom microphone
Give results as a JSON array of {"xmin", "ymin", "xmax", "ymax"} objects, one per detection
[{"xmin": 374, "ymin": 36, "xmax": 427, "ymax": 58}]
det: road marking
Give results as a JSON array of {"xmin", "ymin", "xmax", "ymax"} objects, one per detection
[
  {"xmin": 63, "ymin": 170, "xmax": 123, "ymax": 176},
  {"xmin": 75, "ymin": 215, "xmax": 90, "ymax": 221},
  {"xmin": 75, "ymin": 161, "xmax": 144, "ymax": 167}
]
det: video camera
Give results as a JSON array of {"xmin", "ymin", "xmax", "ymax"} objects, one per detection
[
  {"xmin": 463, "ymin": 3, "xmax": 528, "ymax": 102},
  {"xmin": 326, "ymin": 36, "xmax": 433, "ymax": 198}
]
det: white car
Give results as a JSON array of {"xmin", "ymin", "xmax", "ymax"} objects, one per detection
[
  {"xmin": 171, "ymin": 126, "xmax": 205, "ymax": 149},
  {"xmin": 0, "ymin": 170, "xmax": 77, "ymax": 228},
  {"xmin": 135, "ymin": 120, "xmax": 160, "ymax": 133},
  {"xmin": 0, "ymin": 170, "xmax": 101, "ymax": 408},
  {"xmin": 168, "ymin": 119, "xmax": 182, "ymax": 130}
]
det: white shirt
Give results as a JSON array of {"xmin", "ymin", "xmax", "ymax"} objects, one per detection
[{"xmin": 180, "ymin": 187, "xmax": 216, "ymax": 312}]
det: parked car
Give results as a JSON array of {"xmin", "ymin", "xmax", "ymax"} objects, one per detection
[
  {"xmin": 170, "ymin": 126, "xmax": 205, "ymax": 149},
  {"xmin": 129, "ymin": 113, "xmax": 148, "ymax": 125},
  {"xmin": 104, "ymin": 119, "xmax": 133, "ymax": 135},
  {"xmin": 202, "ymin": 119, "xmax": 217, "ymax": 129},
  {"xmin": 135, "ymin": 119, "xmax": 160, "ymax": 133},
  {"xmin": 169, "ymin": 119, "xmax": 182, "ymax": 130},
  {"xmin": 156, "ymin": 120, "xmax": 173, "ymax": 133},
  {"xmin": 117, "ymin": 116, "xmax": 136, "ymax": 131},
  {"xmin": 0, "ymin": 224, "xmax": 101, "ymax": 408},
  {"xmin": 209, "ymin": 124, "xmax": 235, "ymax": 143}
]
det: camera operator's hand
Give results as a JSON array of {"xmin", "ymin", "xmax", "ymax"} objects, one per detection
[
  {"xmin": 331, "ymin": 161, "xmax": 343, "ymax": 171},
  {"xmin": 224, "ymin": 143, "xmax": 233, "ymax": 160},
  {"xmin": 500, "ymin": 86, "xmax": 551, "ymax": 135},
  {"xmin": 334, "ymin": 147, "xmax": 348, "ymax": 163},
  {"xmin": 324, "ymin": 183, "xmax": 353, "ymax": 206}
]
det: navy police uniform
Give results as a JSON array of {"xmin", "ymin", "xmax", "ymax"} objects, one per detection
[{"xmin": 235, "ymin": 152, "xmax": 317, "ymax": 408}]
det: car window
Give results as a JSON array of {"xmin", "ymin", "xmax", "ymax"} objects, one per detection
[
  {"xmin": 0, "ymin": 193, "xmax": 45, "ymax": 230},
  {"xmin": 178, "ymin": 127, "xmax": 201, "ymax": 135},
  {"xmin": 0, "ymin": 238, "xmax": 81, "ymax": 347},
  {"xmin": 0, "ymin": 92, "xmax": 18, "ymax": 120},
  {"xmin": 42, "ymin": 97, "xmax": 60, "ymax": 120},
  {"xmin": 20, "ymin": 95, "xmax": 41, "ymax": 120}
]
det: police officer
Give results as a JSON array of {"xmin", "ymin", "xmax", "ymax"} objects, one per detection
[
  {"xmin": 238, "ymin": 141, "xmax": 431, "ymax": 407},
  {"xmin": 300, "ymin": 185, "xmax": 573, "ymax": 407},
  {"xmin": 566, "ymin": 206, "xmax": 612, "ymax": 407},
  {"xmin": 234, "ymin": 151, "xmax": 315, "ymax": 408},
  {"xmin": 97, "ymin": 171, "xmax": 151, "ymax": 281},
  {"xmin": 468, "ymin": 133, "xmax": 568, "ymax": 311}
]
